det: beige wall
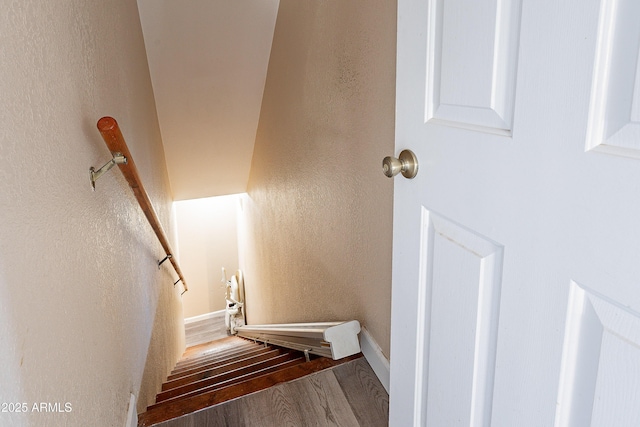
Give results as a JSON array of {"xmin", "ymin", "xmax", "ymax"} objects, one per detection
[
  {"xmin": 240, "ymin": 0, "xmax": 396, "ymax": 356},
  {"xmin": 0, "ymin": 0, "xmax": 184, "ymax": 424},
  {"xmin": 175, "ymin": 196, "xmax": 240, "ymax": 318}
]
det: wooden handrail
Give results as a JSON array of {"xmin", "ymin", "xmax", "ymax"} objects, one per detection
[{"xmin": 97, "ymin": 117, "xmax": 187, "ymax": 292}]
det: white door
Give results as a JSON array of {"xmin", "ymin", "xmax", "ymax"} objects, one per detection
[{"xmin": 389, "ymin": 0, "xmax": 640, "ymax": 425}]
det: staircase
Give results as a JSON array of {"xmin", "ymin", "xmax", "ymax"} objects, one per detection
[{"xmin": 138, "ymin": 335, "xmax": 387, "ymax": 426}]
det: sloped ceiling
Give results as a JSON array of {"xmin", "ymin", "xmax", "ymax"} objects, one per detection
[{"xmin": 137, "ymin": 0, "xmax": 280, "ymax": 200}]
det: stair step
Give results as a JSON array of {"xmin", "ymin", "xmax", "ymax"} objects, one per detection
[
  {"xmin": 170, "ymin": 345, "xmax": 274, "ymax": 375},
  {"xmin": 155, "ymin": 352, "xmax": 304, "ymax": 404},
  {"xmin": 151, "ymin": 354, "xmax": 306, "ymax": 408},
  {"xmin": 173, "ymin": 341, "xmax": 259, "ymax": 370},
  {"xmin": 180, "ymin": 336, "xmax": 239, "ymax": 356},
  {"xmin": 177, "ymin": 337, "xmax": 249, "ymax": 362},
  {"xmin": 169, "ymin": 345, "xmax": 270, "ymax": 377},
  {"xmin": 138, "ymin": 353, "xmax": 362, "ymax": 427},
  {"xmin": 163, "ymin": 348, "xmax": 287, "ymax": 391}
]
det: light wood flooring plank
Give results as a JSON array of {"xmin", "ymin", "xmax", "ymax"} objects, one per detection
[
  {"xmin": 284, "ymin": 370, "xmax": 360, "ymax": 426},
  {"xmin": 332, "ymin": 358, "xmax": 389, "ymax": 427},
  {"xmin": 152, "ymin": 412, "xmax": 196, "ymax": 427},
  {"xmin": 238, "ymin": 383, "xmax": 303, "ymax": 427}
]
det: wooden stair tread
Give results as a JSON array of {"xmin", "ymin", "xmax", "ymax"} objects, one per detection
[
  {"xmin": 177, "ymin": 336, "xmax": 253, "ymax": 361},
  {"xmin": 168, "ymin": 346, "xmax": 274, "ymax": 379},
  {"xmin": 176, "ymin": 343, "xmax": 258, "ymax": 367},
  {"xmin": 138, "ymin": 353, "xmax": 363, "ymax": 427},
  {"xmin": 173, "ymin": 342, "xmax": 259, "ymax": 370},
  {"xmin": 179, "ymin": 336, "xmax": 240, "ymax": 357},
  {"xmin": 156, "ymin": 350, "xmax": 302, "ymax": 402},
  {"xmin": 163, "ymin": 348, "xmax": 287, "ymax": 390},
  {"xmin": 149, "ymin": 355, "xmax": 306, "ymax": 409}
]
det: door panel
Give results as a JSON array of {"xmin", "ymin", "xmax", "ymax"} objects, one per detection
[
  {"xmin": 556, "ymin": 281, "xmax": 640, "ymax": 427},
  {"xmin": 587, "ymin": 0, "xmax": 640, "ymax": 157},
  {"xmin": 426, "ymin": 0, "xmax": 522, "ymax": 134},
  {"xmin": 416, "ymin": 210, "xmax": 504, "ymax": 426}
]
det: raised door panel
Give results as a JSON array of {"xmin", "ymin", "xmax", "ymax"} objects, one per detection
[
  {"xmin": 555, "ymin": 281, "xmax": 640, "ymax": 427},
  {"xmin": 416, "ymin": 210, "xmax": 503, "ymax": 426},
  {"xmin": 586, "ymin": 0, "xmax": 640, "ymax": 158},
  {"xmin": 425, "ymin": 0, "xmax": 522, "ymax": 135}
]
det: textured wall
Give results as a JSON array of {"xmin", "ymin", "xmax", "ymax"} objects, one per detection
[
  {"xmin": 175, "ymin": 196, "xmax": 240, "ymax": 318},
  {"xmin": 0, "ymin": 0, "xmax": 184, "ymax": 424},
  {"xmin": 241, "ymin": 0, "xmax": 396, "ymax": 356}
]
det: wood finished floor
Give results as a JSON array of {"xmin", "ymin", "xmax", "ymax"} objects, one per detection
[{"xmin": 151, "ymin": 357, "xmax": 389, "ymax": 427}]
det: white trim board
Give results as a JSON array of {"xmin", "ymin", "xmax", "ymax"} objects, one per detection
[
  {"xmin": 359, "ymin": 327, "xmax": 390, "ymax": 393},
  {"xmin": 184, "ymin": 309, "xmax": 226, "ymax": 325},
  {"xmin": 124, "ymin": 393, "xmax": 137, "ymax": 427}
]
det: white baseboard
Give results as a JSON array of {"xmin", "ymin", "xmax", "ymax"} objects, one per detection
[
  {"xmin": 184, "ymin": 309, "xmax": 226, "ymax": 325},
  {"xmin": 124, "ymin": 393, "xmax": 137, "ymax": 427},
  {"xmin": 359, "ymin": 327, "xmax": 390, "ymax": 393}
]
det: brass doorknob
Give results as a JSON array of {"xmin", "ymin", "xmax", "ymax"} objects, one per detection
[{"xmin": 382, "ymin": 149, "xmax": 418, "ymax": 179}]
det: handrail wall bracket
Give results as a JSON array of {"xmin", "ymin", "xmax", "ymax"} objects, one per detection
[
  {"xmin": 92, "ymin": 116, "xmax": 188, "ymax": 293},
  {"xmin": 90, "ymin": 153, "xmax": 127, "ymax": 191},
  {"xmin": 158, "ymin": 254, "xmax": 172, "ymax": 269}
]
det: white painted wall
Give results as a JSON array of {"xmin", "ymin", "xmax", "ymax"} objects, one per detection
[
  {"xmin": 175, "ymin": 195, "xmax": 241, "ymax": 318},
  {"xmin": 240, "ymin": 0, "xmax": 396, "ymax": 357},
  {"xmin": 0, "ymin": 0, "xmax": 184, "ymax": 424}
]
